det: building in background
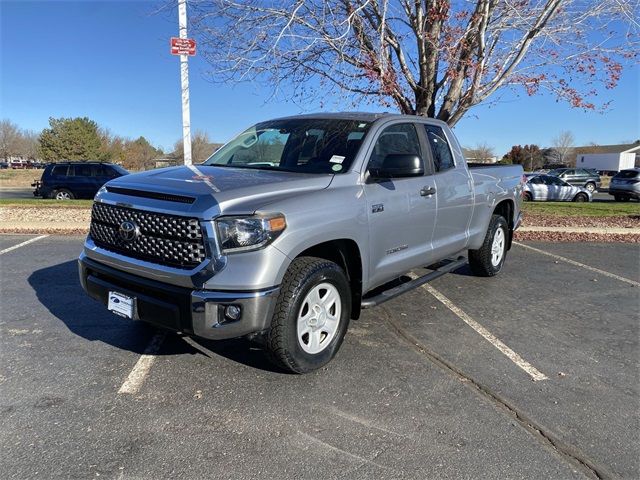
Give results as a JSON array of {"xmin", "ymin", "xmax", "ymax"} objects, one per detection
[{"xmin": 573, "ymin": 142, "xmax": 640, "ymax": 174}]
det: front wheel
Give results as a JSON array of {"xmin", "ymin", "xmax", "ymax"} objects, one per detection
[
  {"xmin": 573, "ymin": 193, "xmax": 588, "ymax": 202},
  {"xmin": 468, "ymin": 215, "xmax": 508, "ymax": 277},
  {"xmin": 266, "ymin": 257, "xmax": 351, "ymax": 373},
  {"xmin": 585, "ymin": 182, "xmax": 596, "ymax": 193},
  {"xmin": 523, "ymin": 192, "xmax": 532, "ymax": 202}
]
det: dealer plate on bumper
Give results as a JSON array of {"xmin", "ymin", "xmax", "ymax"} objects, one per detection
[{"xmin": 108, "ymin": 291, "xmax": 135, "ymax": 319}]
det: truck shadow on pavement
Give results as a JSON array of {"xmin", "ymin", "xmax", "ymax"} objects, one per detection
[{"xmin": 28, "ymin": 260, "xmax": 283, "ymax": 372}]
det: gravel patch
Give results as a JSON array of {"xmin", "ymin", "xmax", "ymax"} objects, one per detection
[
  {"xmin": 515, "ymin": 231, "xmax": 640, "ymax": 243},
  {"xmin": 0, "ymin": 207, "xmax": 91, "ymax": 224},
  {"xmin": 523, "ymin": 213, "xmax": 640, "ymax": 229}
]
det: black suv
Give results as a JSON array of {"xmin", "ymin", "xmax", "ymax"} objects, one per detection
[
  {"xmin": 33, "ymin": 162, "xmax": 128, "ymax": 200},
  {"xmin": 548, "ymin": 168, "xmax": 601, "ymax": 193}
]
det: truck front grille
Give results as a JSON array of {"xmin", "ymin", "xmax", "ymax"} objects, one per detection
[{"xmin": 89, "ymin": 203, "xmax": 207, "ymax": 269}]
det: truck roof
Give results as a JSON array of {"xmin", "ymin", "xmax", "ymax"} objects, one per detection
[{"xmin": 269, "ymin": 112, "xmax": 449, "ymax": 126}]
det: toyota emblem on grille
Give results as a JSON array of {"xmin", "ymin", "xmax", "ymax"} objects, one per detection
[{"xmin": 118, "ymin": 220, "xmax": 139, "ymax": 242}]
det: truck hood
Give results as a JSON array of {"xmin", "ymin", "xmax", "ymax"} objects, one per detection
[{"xmin": 102, "ymin": 165, "xmax": 334, "ymax": 216}]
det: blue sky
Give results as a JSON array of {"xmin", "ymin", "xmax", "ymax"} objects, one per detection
[{"xmin": 1, "ymin": 0, "xmax": 638, "ymax": 156}]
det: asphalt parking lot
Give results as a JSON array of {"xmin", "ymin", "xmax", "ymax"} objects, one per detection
[{"xmin": 1, "ymin": 235, "xmax": 638, "ymax": 479}]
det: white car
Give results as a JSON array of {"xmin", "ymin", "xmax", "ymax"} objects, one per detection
[{"xmin": 524, "ymin": 174, "xmax": 591, "ymax": 202}]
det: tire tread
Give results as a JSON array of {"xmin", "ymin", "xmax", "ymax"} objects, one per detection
[{"xmin": 266, "ymin": 256, "xmax": 344, "ymax": 373}]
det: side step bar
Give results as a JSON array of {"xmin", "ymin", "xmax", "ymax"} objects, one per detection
[{"xmin": 360, "ymin": 256, "xmax": 467, "ymax": 309}]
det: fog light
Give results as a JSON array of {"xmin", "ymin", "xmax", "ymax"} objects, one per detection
[{"xmin": 224, "ymin": 305, "xmax": 241, "ymax": 321}]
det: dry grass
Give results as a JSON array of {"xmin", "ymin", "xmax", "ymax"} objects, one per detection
[{"xmin": 0, "ymin": 169, "xmax": 44, "ymax": 188}]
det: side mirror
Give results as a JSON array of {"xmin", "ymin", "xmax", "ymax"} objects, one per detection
[{"xmin": 369, "ymin": 154, "xmax": 424, "ymax": 179}]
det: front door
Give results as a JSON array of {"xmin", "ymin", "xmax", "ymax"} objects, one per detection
[{"xmin": 363, "ymin": 123, "xmax": 437, "ymax": 289}]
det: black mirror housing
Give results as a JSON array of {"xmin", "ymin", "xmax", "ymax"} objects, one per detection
[{"xmin": 370, "ymin": 154, "xmax": 424, "ymax": 179}]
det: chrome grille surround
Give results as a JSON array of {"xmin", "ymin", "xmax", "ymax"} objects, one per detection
[{"xmin": 89, "ymin": 202, "xmax": 207, "ymax": 269}]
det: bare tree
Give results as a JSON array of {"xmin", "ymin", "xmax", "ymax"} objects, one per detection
[
  {"xmin": 19, "ymin": 130, "xmax": 40, "ymax": 160},
  {"xmin": 551, "ymin": 130, "xmax": 575, "ymax": 165},
  {"xmin": 182, "ymin": 0, "xmax": 639, "ymax": 125},
  {"xmin": 465, "ymin": 142, "xmax": 495, "ymax": 163},
  {"xmin": 0, "ymin": 119, "xmax": 23, "ymax": 161},
  {"xmin": 174, "ymin": 131, "xmax": 221, "ymax": 163}
]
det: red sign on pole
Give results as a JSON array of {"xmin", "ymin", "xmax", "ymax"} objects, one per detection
[{"xmin": 170, "ymin": 37, "xmax": 196, "ymax": 56}]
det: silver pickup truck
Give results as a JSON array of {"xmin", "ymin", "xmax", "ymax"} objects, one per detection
[{"xmin": 79, "ymin": 113, "xmax": 524, "ymax": 373}]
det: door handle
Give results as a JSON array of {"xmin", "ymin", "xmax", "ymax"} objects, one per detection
[{"xmin": 420, "ymin": 186, "xmax": 436, "ymax": 196}]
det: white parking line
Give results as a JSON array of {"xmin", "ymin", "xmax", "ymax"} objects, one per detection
[
  {"xmin": 118, "ymin": 332, "xmax": 166, "ymax": 395},
  {"xmin": 421, "ymin": 283, "xmax": 548, "ymax": 382},
  {"xmin": 0, "ymin": 235, "xmax": 48, "ymax": 255},
  {"xmin": 514, "ymin": 241, "xmax": 639, "ymax": 287}
]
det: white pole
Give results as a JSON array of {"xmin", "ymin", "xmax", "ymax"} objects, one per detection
[{"xmin": 178, "ymin": 0, "xmax": 192, "ymax": 165}]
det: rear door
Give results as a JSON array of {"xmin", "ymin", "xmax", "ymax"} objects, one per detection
[
  {"xmin": 69, "ymin": 163, "xmax": 94, "ymax": 198},
  {"xmin": 528, "ymin": 175, "xmax": 548, "ymax": 200},
  {"xmin": 559, "ymin": 169, "xmax": 578, "ymax": 186},
  {"xmin": 363, "ymin": 122, "xmax": 437, "ymax": 289},
  {"xmin": 421, "ymin": 124, "xmax": 474, "ymax": 258}
]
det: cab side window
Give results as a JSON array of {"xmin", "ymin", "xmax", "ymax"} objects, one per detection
[
  {"xmin": 368, "ymin": 123, "xmax": 422, "ymax": 170},
  {"xmin": 423, "ymin": 125, "xmax": 454, "ymax": 172}
]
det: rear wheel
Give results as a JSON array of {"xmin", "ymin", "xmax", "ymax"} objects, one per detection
[
  {"xmin": 266, "ymin": 257, "xmax": 351, "ymax": 373},
  {"xmin": 585, "ymin": 182, "xmax": 596, "ymax": 193},
  {"xmin": 53, "ymin": 188, "xmax": 74, "ymax": 200},
  {"xmin": 468, "ymin": 215, "xmax": 508, "ymax": 277},
  {"xmin": 573, "ymin": 193, "xmax": 588, "ymax": 202}
]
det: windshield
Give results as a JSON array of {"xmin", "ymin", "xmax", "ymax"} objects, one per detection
[
  {"xmin": 203, "ymin": 119, "xmax": 372, "ymax": 174},
  {"xmin": 112, "ymin": 164, "xmax": 129, "ymax": 176}
]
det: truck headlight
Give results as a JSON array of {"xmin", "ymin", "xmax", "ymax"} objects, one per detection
[{"xmin": 215, "ymin": 214, "xmax": 286, "ymax": 253}]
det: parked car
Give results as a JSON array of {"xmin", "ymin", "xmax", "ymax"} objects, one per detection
[
  {"xmin": 0, "ymin": 162, "xmax": 8, "ymax": 169},
  {"xmin": 608, "ymin": 168, "xmax": 640, "ymax": 202},
  {"xmin": 547, "ymin": 168, "xmax": 601, "ymax": 192},
  {"xmin": 524, "ymin": 174, "xmax": 591, "ymax": 202},
  {"xmin": 33, "ymin": 161, "xmax": 128, "ymax": 200},
  {"xmin": 79, "ymin": 113, "xmax": 524, "ymax": 373}
]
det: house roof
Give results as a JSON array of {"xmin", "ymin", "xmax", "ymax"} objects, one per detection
[{"xmin": 573, "ymin": 141, "xmax": 640, "ymax": 156}]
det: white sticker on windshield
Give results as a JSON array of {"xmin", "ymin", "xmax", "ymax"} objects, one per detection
[
  {"xmin": 329, "ymin": 155, "xmax": 345, "ymax": 164},
  {"xmin": 332, "ymin": 164, "xmax": 343, "ymax": 172}
]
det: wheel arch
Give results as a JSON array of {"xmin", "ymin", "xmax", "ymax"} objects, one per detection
[
  {"xmin": 493, "ymin": 199, "xmax": 515, "ymax": 250},
  {"xmin": 295, "ymin": 239, "xmax": 363, "ymax": 320}
]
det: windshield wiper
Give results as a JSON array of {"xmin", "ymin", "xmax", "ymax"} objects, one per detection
[{"xmin": 206, "ymin": 164, "xmax": 298, "ymax": 173}]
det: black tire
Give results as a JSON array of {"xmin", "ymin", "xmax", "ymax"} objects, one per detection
[
  {"xmin": 523, "ymin": 192, "xmax": 532, "ymax": 202},
  {"xmin": 52, "ymin": 188, "xmax": 74, "ymax": 200},
  {"xmin": 573, "ymin": 193, "xmax": 588, "ymax": 202},
  {"xmin": 468, "ymin": 215, "xmax": 508, "ymax": 277},
  {"xmin": 585, "ymin": 182, "xmax": 596, "ymax": 193},
  {"xmin": 266, "ymin": 256, "xmax": 351, "ymax": 373},
  {"xmin": 614, "ymin": 194, "xmax": 622, "ymax": 202}
]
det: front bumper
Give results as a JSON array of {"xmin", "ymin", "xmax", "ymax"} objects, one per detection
[{"xmin": 79, "ymin": 254, "xmax": 279, "ymax": 340}]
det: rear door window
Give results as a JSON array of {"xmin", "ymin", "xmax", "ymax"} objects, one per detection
[
  {"xmin": 51, "ymin": 165, "xmax": 68, "ymax": 176},
  {"xmin": 70, "ymin": 164, "xmax": 93, "ymax": 177},
  {"xmin": 423, "ymin": 125, "xmax": 454, "ymax": 172}
]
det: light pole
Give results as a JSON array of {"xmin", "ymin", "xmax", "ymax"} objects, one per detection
[{"xmin": 178, "ymin": 0, "xmax": 192, "ymax": 165}]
